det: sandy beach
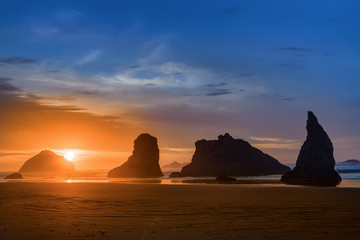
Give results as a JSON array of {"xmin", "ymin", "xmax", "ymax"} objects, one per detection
[{"xmin": 0, "ymin": 182, "xmax": 359, "ymax": 240}]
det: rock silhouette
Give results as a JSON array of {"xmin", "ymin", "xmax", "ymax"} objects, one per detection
[
  {"xmin": 215, "ymin": 176, "xmax": 237, "ymax": 182},
  {"xmin": 19, "ymin": 150, "xmax": 75, "ymax": 173},
  {"xmin": 161, "ymin": 161, "xmax": 189, "ymax": 173},
  {"xmin": 281, "ymin": 111, "xmax": 342, "ymax": 186},
  {"xmin": 169, "ymin": 172, "xmax": 183, "ymax": 178},
  {"xmin": 341, "ymin": 159, "xmax": 360, "ymax": 165},
  {"xmin": 107, "ymin": 133, "xmax": 163, "ymax": 178},
  {"xmin": 170, "ymin": 133, "xmax": 290, "ymax": 177},
  {"xmin": 162, "ymin": 161, "xmax": 188, "ymax": 169},
  {"xmin": 4, "ymin": 172, "xmax": 23, "ymax": 179}
]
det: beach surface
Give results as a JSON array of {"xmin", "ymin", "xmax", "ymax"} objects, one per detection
[{"xmin": 0, "ymin": 182, "xmax": 360, "ymax": 240}]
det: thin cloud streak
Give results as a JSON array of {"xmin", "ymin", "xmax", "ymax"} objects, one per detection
[
  {"xmin": 0, "ymin": 57, "xmax": 38, "ymax": 65},
  {"xmin": 0, "ymin": 77, "xmax": 21, "ymax": 92},
  {"xmin": 75, "ymin": 50, "xmax": 103, "ymax": 66}
]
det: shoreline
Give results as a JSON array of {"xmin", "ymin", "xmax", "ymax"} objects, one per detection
[{"xmin": 1, "ymin": 176, "xmax": 360, "ymax": 188}]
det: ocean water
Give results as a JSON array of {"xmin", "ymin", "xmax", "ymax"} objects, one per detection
[
  {"xmin": 1, "ymin": 163, "xmax": 360, "ymax": 188},
  {"xmin": 334, "ymin": 162, "xmax": 360, "ymax": 187}
]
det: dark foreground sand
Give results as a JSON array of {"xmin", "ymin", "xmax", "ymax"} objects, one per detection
[{"xmin": 0, "ymin": 182, "xmax": 359, "ymax": 240}]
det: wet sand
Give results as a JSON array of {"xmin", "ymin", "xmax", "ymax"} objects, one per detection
[{"xmin": 0, "ymin": 182, "xmax": 360, "ymax": 240}]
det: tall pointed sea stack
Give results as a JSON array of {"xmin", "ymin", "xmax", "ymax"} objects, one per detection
[
  {"xmin": 281, "ymin": 111, "xmax": 341, "ymax": 186},
  {"xmin": 107, "ymin": 133, "xmax": 164, "ymax": 178}
]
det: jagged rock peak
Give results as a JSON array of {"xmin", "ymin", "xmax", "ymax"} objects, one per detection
[
  {"xmin": 218, "ymin": 133, "xmax": 233, "ymax": 141},
  {"xmin": 281, "ymin": 111, "xmax": 341, "ymax": 186}
]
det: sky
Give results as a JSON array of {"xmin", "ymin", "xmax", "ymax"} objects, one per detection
[{"xmin": 1, "ymin": 0, "xmax": 360, "ymax": 171}]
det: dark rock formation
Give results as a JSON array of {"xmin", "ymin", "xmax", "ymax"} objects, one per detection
[
  {"xmin": 4, "ymin": 172, "xmax": 23, "ymax": 179},
  {"xmin": 170, "ymin": 133, "xmax": 290, "ymax": 177},
  {"xmin": 107, "ymin": 133, "xmax": 163, "ymax": 178},
  {"xmin": 341, "ymin": 159, "xmax": 360, "ymax": 165},
  {"xmin": 281, "ymin": 111, "xmax": 342, "ymax": 186},
  {"xmin": 161, "ymin": 161, "xmax": 189, "ymax": 173},
  {"xmin": 169, "ymin": 172, "xmax": 183, "ymax": 178},
  {"xmin": 19, "ymin": 150, "xmax": 75, "ymax": 173},
  {"xmin": 215, "ymin": 175, "xmax": 237, "ymax": 182},
  {"xmin": 162, "ymin": 161, "xmax": 188, "ymax": 170}
]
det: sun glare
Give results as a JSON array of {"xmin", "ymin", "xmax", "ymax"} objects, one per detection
[{"xmin": 64, "ymin": 151, "xmax": 76, "ymax": 161}]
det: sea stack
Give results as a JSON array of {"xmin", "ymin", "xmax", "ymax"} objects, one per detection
[
  {"xmin": 281, "ymin": 111, "xmax": 342, "ymax": 186},
  {"xmin": 19, "ymin": 150, "xmax": 75, "ymax": 173},
  {"xmin": 4, "ymin": 172, "xmax": 23, "ymax": 179},
  {"xmin": 161, "ymin": 161, "xmax": 189, "ymax": 173},
  {"xmin": 170, "ymin": 133, "xmax": 290, "ymax": 177},
  {"xmin": 107, "ymin": 133, "xmax": 163, "ymax": 178}
]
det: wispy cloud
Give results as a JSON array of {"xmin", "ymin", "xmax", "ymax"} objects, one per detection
[
  {"xmin": 160, "ymin": 147, "xmax": 194, "ymax": 153},
  {"xmin": 206, "ymin": 89, "xmax": 233, "ymax": 97},
  {"xmin": 282, "ymin": 97, "xmax": 296, "ymax": 101},
  {"xmin": 0, "ymin": 57, "xmax": 38, "ymax": 65},
  {"xmin": 204, "ymin": 82, "xmax": 228, "ymax": 88},
  {"xmin": 250, "ymin": 137, "xmax": 302, "ymax": 150},
  {"xmin": 0, "ymin": 152, "xmax": 33, "ymax": 157},
  {"xmin": 127, "ymin": 65, "xmax": 141, "ymax": 69},
  {"xmin": 250, "ymin": 137, "xmax": 300, "ymax": 143},
  {"xmin": 0, "ymin": 77, "xmax": 21, "ymax": 92},
  {"xmin": 101, "ymin": 61, "xmax": 216, "ymax": 88},
  {"xmin": 0, "ymin": 89, "xmax": 138, "ymax": 152},
  {"xmin": 73, "ymin": 90, "xmax": 99, "ymax": 96},
  {"xmin": 75, "ymin": 50, "xmax": 102, "ymax": 66}
]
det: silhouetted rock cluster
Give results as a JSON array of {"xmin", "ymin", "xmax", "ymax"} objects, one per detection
[
  {"xmin": 107, "ymin": 133, "xmax": 163, "ymax": 178},
  {"xmin": 4, "ymin": 172, "xmax": 23, "ymax": 179},
  {"xmin": 281, "ymin": 111, "xmax": 342, "ymax": 186},
  {"xmin": 19, "ymin": 150, "xmax": 75, "ymax": 173},
  {"xmin": 11, "ymin": 111, "xmax": 344, "ymax": 185},
  {"xmin": 170, "ymin": 133, "xmax": 290, "ymax": 177}
]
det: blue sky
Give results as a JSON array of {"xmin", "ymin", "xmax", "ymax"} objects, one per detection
[{"xmin": 1, "ymin": 0, "xmax": 360, "ymax": 168}]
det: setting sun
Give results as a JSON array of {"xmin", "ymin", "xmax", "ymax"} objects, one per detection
[{"xmin": 64, "ymin": 151, "xmax": 76, "ymax": 162}]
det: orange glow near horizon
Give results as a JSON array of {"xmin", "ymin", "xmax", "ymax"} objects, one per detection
[{"xmin": 0, "ymin": 93, "xmax": 146, "ymax": 170}]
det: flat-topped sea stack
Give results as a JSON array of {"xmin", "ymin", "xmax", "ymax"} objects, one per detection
[
  {"xmin": 281, "ymin": 111, "xmax": 342, "ymax": 186},
  {"xmin": 170, "ymin": 133, "xmax": 290, "ymax": 177},
  {"xmin": 107, "ymin": 133, "xmax": 163, "ymax": 178},
  {"xmin": 19, "ymin": 150, "xmax": 75, "ymax": 173}
]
